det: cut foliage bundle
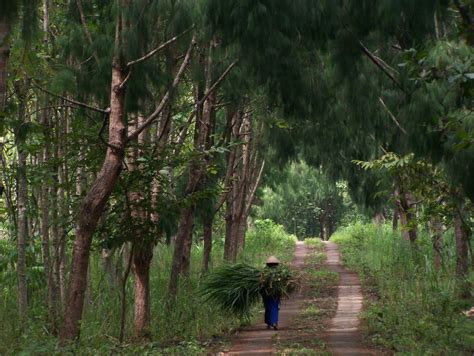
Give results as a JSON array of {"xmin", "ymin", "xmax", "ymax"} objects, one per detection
[{"xmin": 200, "ymin": 263, "xmax": 300, "ymax": 320}]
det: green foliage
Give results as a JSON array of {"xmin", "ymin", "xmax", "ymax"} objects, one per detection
[
  {"xmin": 260, "ymin": 265, "xmax": 300, "ymax": 299},
  {"xmin": 331, "ymin": 222, "xmax": 474, "ymax": 354},
  {"xmin": 0, "ymin": 220, "xmax": 296, "ymax": 353},
  {"xmin": 200, "ymin": 263, "xmax": 262, "ymax": 320},
  {"xmin": 242, "ymin": 219, "xmax": 297, "ymax": 264},
  {"xmin": 256, "ymin": 162, "xmax": 350, "ymax": 239}
]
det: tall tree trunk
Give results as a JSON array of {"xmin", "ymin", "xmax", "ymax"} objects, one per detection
[
  {"xmin": 169, "ymin": 47, "xmax": 215, "ymax": 295},
  {"xmin": 201, "ymin": 214, "xmax": 213, "ymax": 274},
  {"xmin": 169, "ymin": 204, "xmax": 197, "ymax": 297},
  {"xmin": 133, "ymin": 247, "xmax": 153, "ymax": 338},
  {"xmin": 60, "ymin": 58, "xmax": 127, "ymax": 343},
  {"xmin": 392, "ymin": 204, "xmax": 399, "ymax": 231},
  {"xmin": 454, "ymin": 212, "xmax": 469, "ymax": 279},
  {"xmin": 396, "ymin": 188, "xmax": 417, "ymax": 242},
  {"xmin": 40, "ymin": 104, "xmax": 58, "ymax": 330},
  {"xmin": 0, "ymin": 16, "xmax": 11, "ymax": 112},
  {"xmin": 431, "ymin": 219, "xmax": 443, "ymax": 271},
  {"xmin": 128, "ymin": 114, "xmax": 154, "ymax": 339},
  {"xmin": 224, "ymin": 200, "xmax": 236, "ymax": 261},
  {"xmin": 454, "ymin": 208, "xmax": 471, "ymax": 299},
  {"xmin": 15, "ymin": 80, "xmax": 28, "ymax": 323}
]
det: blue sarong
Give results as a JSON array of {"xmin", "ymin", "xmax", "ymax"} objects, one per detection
[{"xmin": 263, "ymin": 296, "xmax": 280, "ymax": 326}]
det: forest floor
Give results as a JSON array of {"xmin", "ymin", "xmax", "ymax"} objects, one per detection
[{"xmin": 217, "ymin": 241, "xmax": 382, "ymax": 355}]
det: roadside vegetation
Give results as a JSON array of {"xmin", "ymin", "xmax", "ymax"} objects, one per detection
[
  {"xmin": 331, "ymin": 223, "xmax": 474, "ymax": 354},
  {"xmin": 0, "ymin": 220, "xmax": 296, "ymax": 354}
]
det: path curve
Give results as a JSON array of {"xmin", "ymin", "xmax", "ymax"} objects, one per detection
[
  {"xmin": 325, "ymin": 241, "xmax": 376, "ymax": 355},
  {"xmin": 224, "ymin": 241, "xmax": 308, "ymax": 355}
]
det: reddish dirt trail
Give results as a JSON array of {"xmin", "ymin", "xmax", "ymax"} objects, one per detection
[
  {"xmin": 222, "ymin": 241, "xmax": 308, "ymax": 355},
  {"xmin": 324, "ymin": 241, "xmax": 377, "ymax": 355}
]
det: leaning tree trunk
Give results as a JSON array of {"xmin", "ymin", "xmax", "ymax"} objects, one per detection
[
  {"xmin": 60, "ymin": 60, "xmax": 127, "ymax": 343},
  {"xmin": 15, "ymin": 80, "xmax": 28, "ymax": 323},
  {"xmin": 169, "ymin": 50, "xmax": 216, "ymax": 295}
]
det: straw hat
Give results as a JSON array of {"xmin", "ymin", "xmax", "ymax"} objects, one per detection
[{"xmin": 266, "ymin": 256, "xmax": 280, "ymax": 264}]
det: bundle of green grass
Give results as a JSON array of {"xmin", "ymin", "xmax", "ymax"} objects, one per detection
[{"xmin": 199, "ymin": 263, "xmax": 300, "ymax": 320}]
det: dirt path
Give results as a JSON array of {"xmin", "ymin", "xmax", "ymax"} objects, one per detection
[
  {"xmin": 221, "ymin": 241, "xmax": 377, "ymax": 355},
  {"xmin": 223, "ymin": 241, "xmax": 308, "ymax": 355},
  {"xmin": 324, "ymin": 241, "xmax": 376, "ymax": 355}
]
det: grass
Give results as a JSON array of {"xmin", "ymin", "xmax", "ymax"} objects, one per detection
[
  {"xmin": 331, "ymin": 222, "xmax": 474, "ymax": 354},
  {"xmin": 0, "ymin": 219, "xmax": 297, "ymax": 354}
]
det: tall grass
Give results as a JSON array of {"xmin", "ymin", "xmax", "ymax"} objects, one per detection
[
  {"xmin": 0, "ymin": 219, "xmax": 296, "ymax": 354},
  {"xmin": 331, "ymin": 222, "xmax": 474, "ymax": 354}
]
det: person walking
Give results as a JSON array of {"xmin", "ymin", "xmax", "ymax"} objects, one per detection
[{"xmin": 262, "ymin": 256, "xmax": 281, "ymax": 330}]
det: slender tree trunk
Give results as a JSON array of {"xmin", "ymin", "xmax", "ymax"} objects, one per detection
[
  {"xmin": 40, "ymin": 105, "xmax": 58, "ymax": 330},
  {"xmin": 373, "ymin": 211, "xmax": 386, "ymax": 225},
  {"xmin": 396, "ymin": 188, "xmax": 417, "ymax": 242},
  {"xmin": 58, "ymin": 116, "xmax": 68, "ymax": 307},
  {"xmin": 101, "ymin": 248, "xmax": 116, "ymax": 293},
  {"xmin": 431, "ymin": 219, "xmax": 443, "ymax": 271},
  {"xmin": 224, "ymin": 201, "xmax": 235, "ymax": 261},
  {"xmin": 15, "ymin": 81, "xmax": 28, "ymax": 323},
  {"xmin": 319, "ymin": 218, "xmax": 326, "ymax": 241},
  {"xmin": 0, "ymin": 17, "xmax": 11, "ymax": 112},
  {"xmin": 169, "ymin": 48, "xmax": 215, "ymax": 294},
  {"xmin": 133, "ymin": 248, "xmax": 153, "ymax": 338},
  {"xmin": 128, "ymin": 114, "xmax": 154, "ymax": 338},
  {"xmin": 169, "ymin": 205, "xmax": 196, "ymax": 296},
  {"xmin": 392, "ymin": 204, "xmax": 399, "ymax": 231},
  {"xmin": 60, "ymin": 59, "xmax": 127, "ymax": 343},
  {"xmin": 454, "ymin": 212, "xmax": 469, "ymax": 279},
  {"xmin": 202, "ymin": 214, "xmax": 213, "ymax": 274}
]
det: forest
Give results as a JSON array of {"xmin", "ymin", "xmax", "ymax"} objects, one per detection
[{"xmin": 0, "ymin": 0, "xmax": 473, "ymax": 354}]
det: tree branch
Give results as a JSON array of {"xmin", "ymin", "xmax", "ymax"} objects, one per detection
[
  {"xmin": 76, "ymin": 0, "xmax": 100, "ymax": 65},
  {"xmin": 32, "ymin": 80, "xmax": 109, "ymax": 114},
  {"xmin": 126, "ymin": 28, "xmax": 192, "ymax": 67},
  {"xmin": 359, "ymin": 41, "xmax": 405, "ymax": 92},
  {"xmin": 244, "ymin": 159, "xmax": 265, "ymax": 216},
  {"xmin": 197, "ymin": 59, "xmax": 238, "ymax": 106},
  {"xmin": 126, "ymin": 35, "xmax": 196, "ymax": 143},
  {"xmin": 378, "ymin": 97, "xmax": 408, "ymax": 135}
]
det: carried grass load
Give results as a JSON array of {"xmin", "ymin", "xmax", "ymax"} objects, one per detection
[{"xmin": 199, "ymin": 263, "xmax": 301, "ymax": 320}]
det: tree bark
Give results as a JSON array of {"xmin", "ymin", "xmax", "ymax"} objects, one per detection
[
  {"xmin": 60, "ymin": 59, "xmax": 127, "ymax": 343},
  {"xmin": 392, "ymin": 204, "xmax": 399, "ymax": 231},
  {"xmin": 454, "ymin": 213, "xmax": 469, "ymax": 279},
  {"xmin": 15, "ymin": 80, "xmax": 28, "ymax": 323},
  {"xmin": 395, "ymin": 188, "xmax": 417, "ymax": 242},
  {"xmin": 0, "ymin": 17, "xmax": 11, "ymax": 112},
  {"xmin": 40, "ymin": 103, "xmax": 58, "ymax": 331},
  {"xmin": 431, "ymin": 219, "xmax": 443, "ymax": 271},
  {"xmin": 169, "ymin": 204, "xmax": 196, "ymax": 297},
  {"xmin": 127, "ymin": 113, "xmax": 154, "ymax": 339},
  {"xmin": 169, "ymin": 47, "xmax": 216, "ymax": 295},
  {"xmin": 201, "ymin": 214, "xmax": 213, "ymax": 274},
  {"xmin": 133, "ymin": 247, "xmax": 153, "ymax": 338}
]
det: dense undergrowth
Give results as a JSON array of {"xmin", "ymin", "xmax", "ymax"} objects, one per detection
[
  {"xmin": 0, "ymin": 219, "xmax": 296, "ymax": 354},
  {"xmin": 331, "ymin": 222, "xmax": 474, "ymax": 354}
]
